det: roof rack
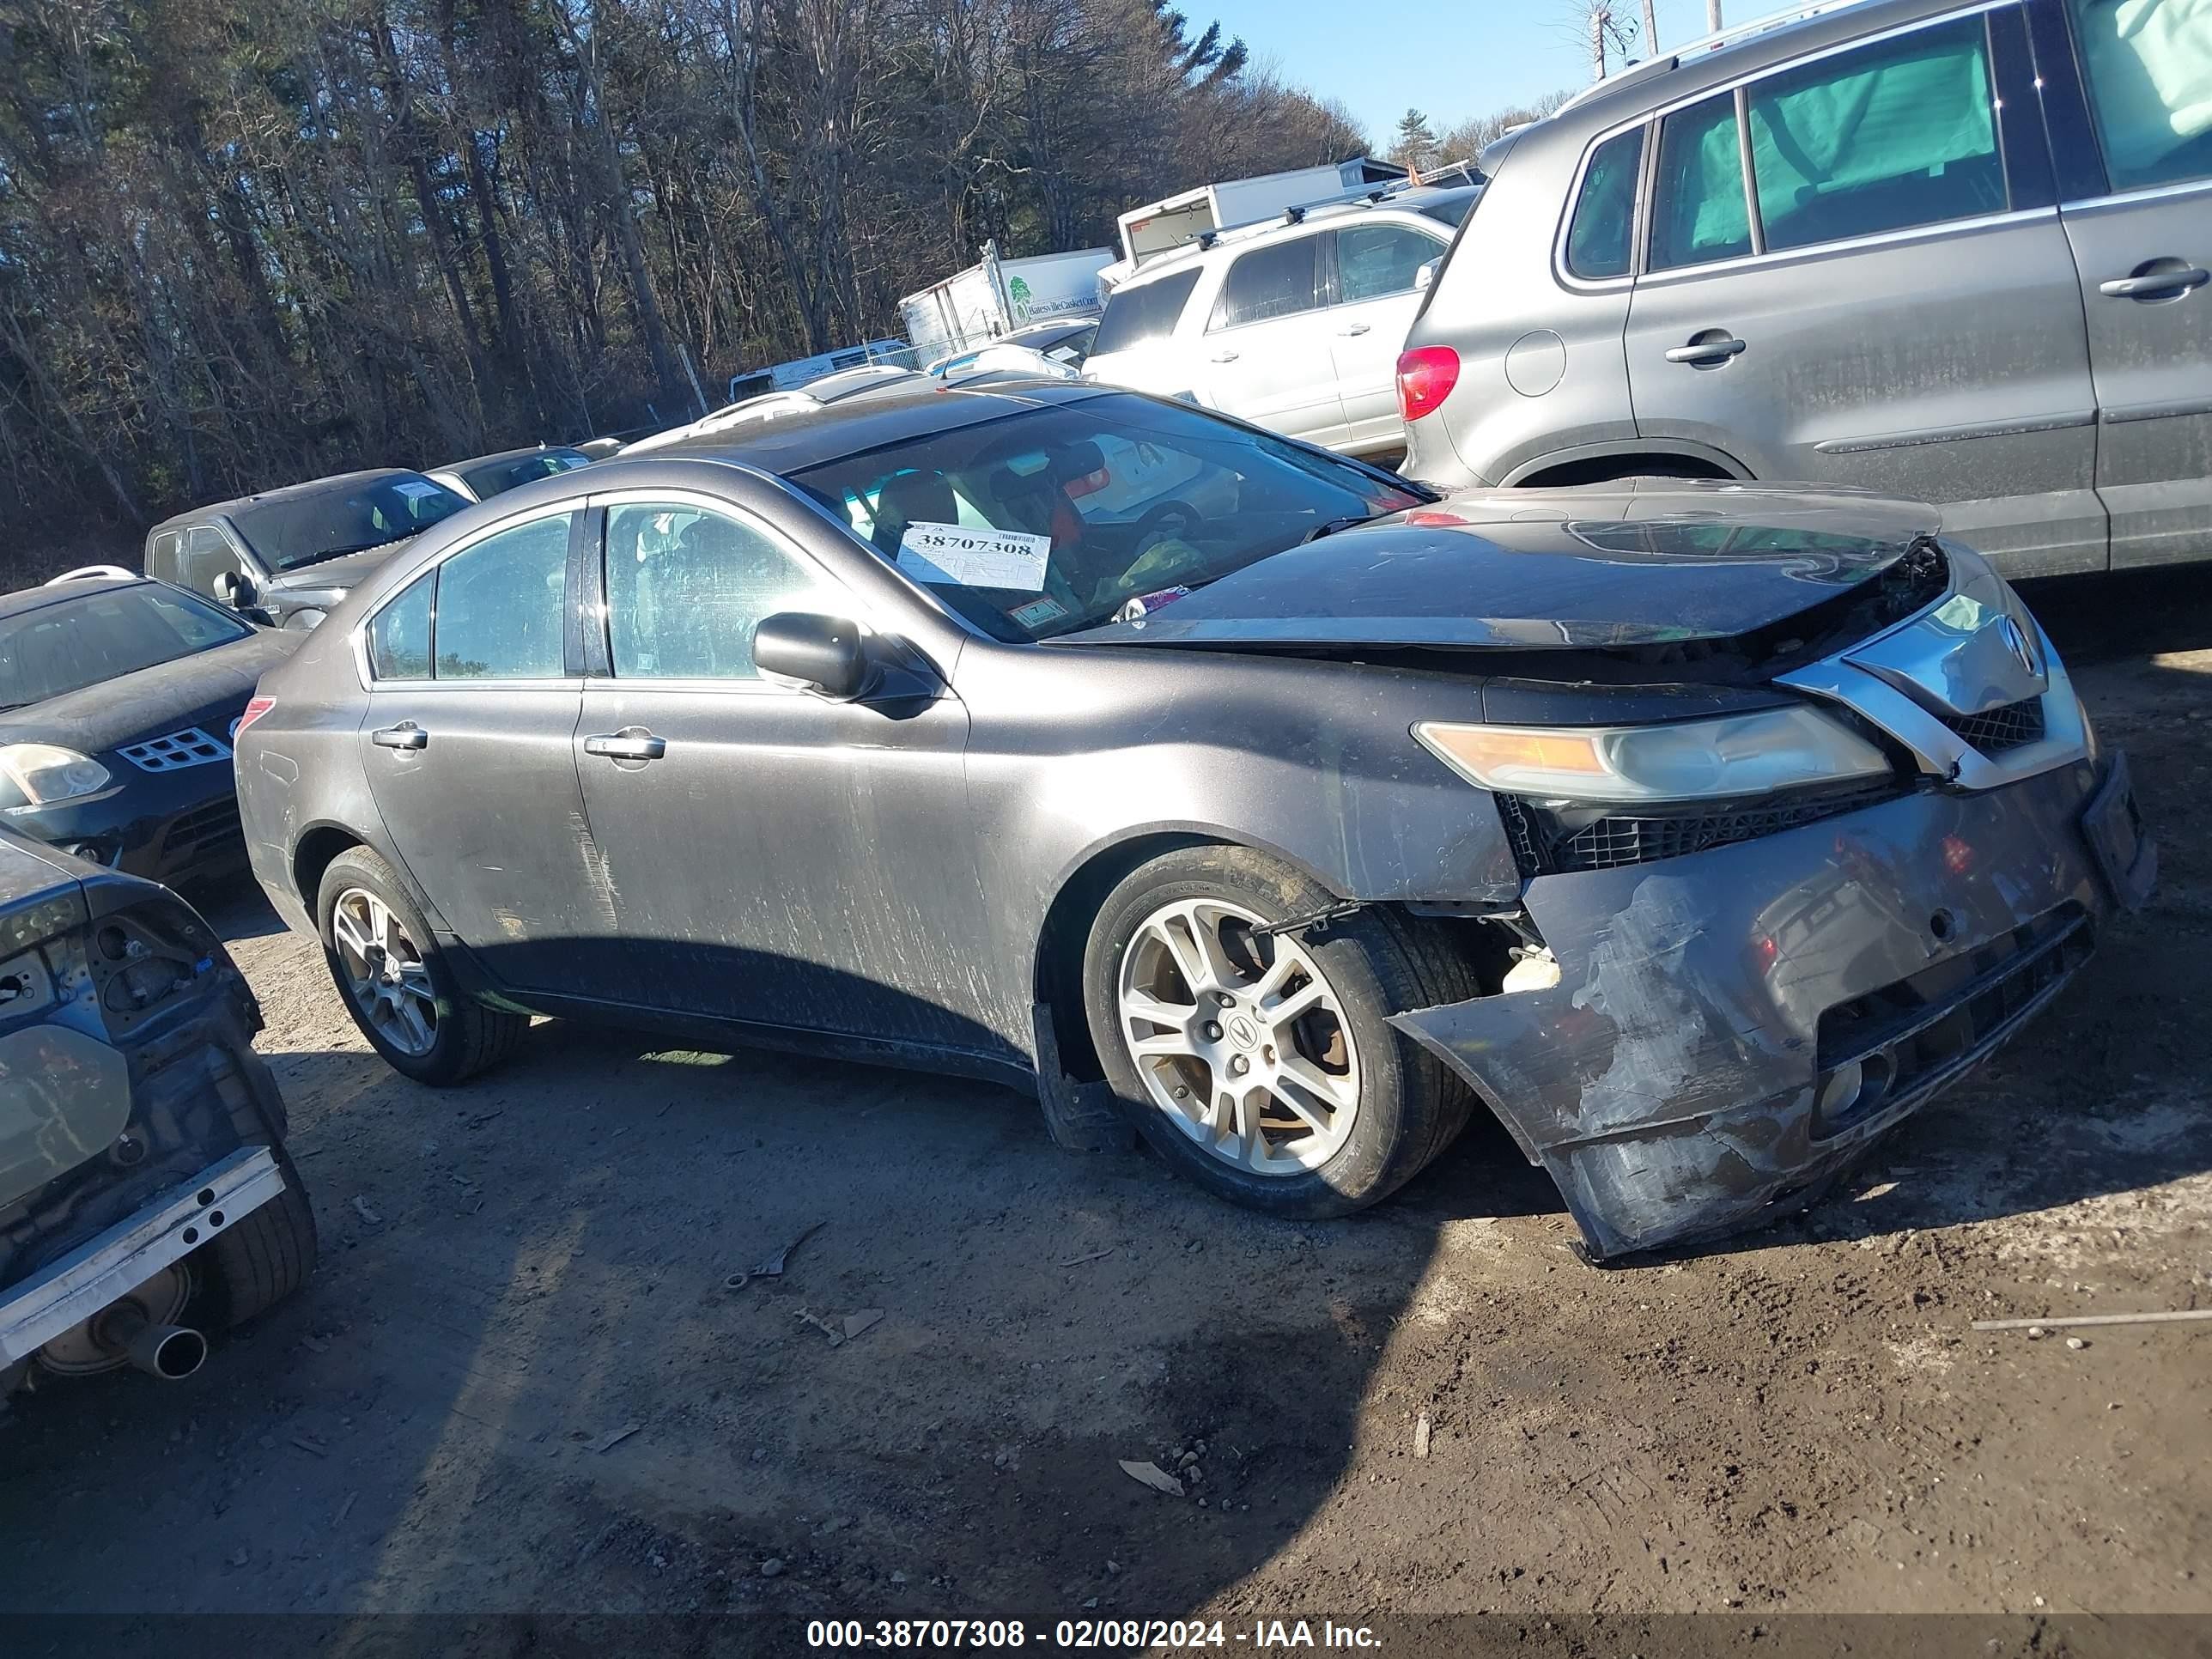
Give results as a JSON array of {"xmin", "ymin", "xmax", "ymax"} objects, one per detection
[{"xmin": 1556, "ymin": 0, "xmax": 1880, "ymax": 112}]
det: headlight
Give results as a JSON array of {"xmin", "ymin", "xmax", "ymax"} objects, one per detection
[
  {"xmin": 1414, "ymin": 706, "xmax": 1892, "ymax": 805},
  {"xmin": 0, "ymin": 744, "xmax": 113, "ymax": 811}
]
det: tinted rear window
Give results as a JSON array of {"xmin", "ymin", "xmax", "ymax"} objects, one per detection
[
  {"xmin": 1091, "ymin": 270, "xmax": 1200, "ymax": 356},
  {"xmin": 460, "ymin": 450, "xmax": 591, "ymax": 500}
]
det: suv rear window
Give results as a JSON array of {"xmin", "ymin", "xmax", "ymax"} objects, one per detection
[{"xmin": 1091, "ymin": 270, "xmax": 1201, "ymax": 356}]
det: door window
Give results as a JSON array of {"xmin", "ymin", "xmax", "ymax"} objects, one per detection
[
  {"xmin": 148, "ymin": 530, "xmax": 183, "ymax": 583},
  {"xmin": 1566, "ymin": 127, "xmax": 1646, "ymax": 277},
  {"xmin": 603, "ymin": 502, "xmax": 847, "ymax": 680},
  {"xmin": 1333, "ymin": 224, "xmax": 1445, "ymax": 303},
  {"xmin": 180, "ymin": 526, "xmax": 245, "ymax": 595},
  {"xmin": 1747, "ymin": 17, "xmax": 2003, "ymax": 251},
  {"xmin": 1650, "ymin": 93, "xmax": 1754, "ymax": 270},
  {"xmin": 431, "ymin": 514, "xmax": 570, "ymax": 680},
  {"xmin": 368, "ymin": 572, "xmax": 434, "ymax": 680},
  {"xmin": 1207, "ymin": 236, "xmax": 1323, "ymax": 329},
  {"xmin": 2065, "ymin": 0, "xmax": 2212, "ymax": 189}
]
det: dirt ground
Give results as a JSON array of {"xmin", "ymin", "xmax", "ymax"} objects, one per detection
[{"xmin": 2, "ymin": 568, "xmax": 2208, "ymax": 1650}]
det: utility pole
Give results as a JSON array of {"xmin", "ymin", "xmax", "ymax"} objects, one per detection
[
  {"xmin": 1642, "ymin": 0, "xmax": 1659, "ymax": 52},
  {"xmin": 1590, "ymin": 3, "xmax": 1610, "ymax": 78},
  {"xmin": 1708, "ymin": 0, "xmax": 1723, "ymax": 28}
]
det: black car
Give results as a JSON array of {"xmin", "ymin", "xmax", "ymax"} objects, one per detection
[
  {"xmin": 234, "ymin": 381, "xmax": 2149, "ymax": 1259},
  {"xmin": 0, "ymin": 574, "xmax": 299, "ymax": 882},
  {"xmin": 424, "ymin": 443, "xmax": 593, "ymax": 504},
  {"xmin": 144, "ymin": 467, "xmax": 474, "ymax": 629},
  {"xmin": 0, "ymin": 830, "xmax": 313, "ymax": 1394}
]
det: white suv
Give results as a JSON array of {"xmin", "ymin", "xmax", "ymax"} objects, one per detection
[{"xmin": 1082, "ymin": 188, "xmax": 1479, "ymax": 458}]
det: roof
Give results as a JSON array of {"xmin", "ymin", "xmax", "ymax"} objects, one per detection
[
  {"xmin": 599, "ymin": 380, "xmax": 1115, "ymax": 477},
  {"xmin": 0, "ymin": 572, "xmax": 145, "ymax": 625},
  {"xmin": 150, "ymin": 468, "xmax": 429, "ymax": 532},
  {"xmin": 433, "ymin": 443, "xmax": 586, "ymax": 473}
]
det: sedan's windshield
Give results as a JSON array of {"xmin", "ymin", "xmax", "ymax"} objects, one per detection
[
  {"xmin": 0, "ymin": 585, "xmax": 250, "ymax": 710},
  {"xmin": 788, "ymin": 394, "xmax": 1427, "ymax": 641},
  {"xmin": 234, "ymin": 473, "xmax": 471, "ymax": 570}
]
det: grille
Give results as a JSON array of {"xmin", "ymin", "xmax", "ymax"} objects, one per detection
[
  {"xmin": 1500, "ymin": 779, "xmax": 1901, "ymax": 877},
  {"xmin": 117, "ymin": 727, "xmax": 231, "ymax": 773},
  {"xmin": 159, "ymin": 797, "xmax": 243, "ymax": 862},
  {"xmin": 1938, "ymin": 696, "xmax": 2045, "ymax": 755}
]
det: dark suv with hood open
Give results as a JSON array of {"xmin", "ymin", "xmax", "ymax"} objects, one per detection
[{"xmin": 231, "ymin": 380, "xmax": 2153, "ymax": 1260}]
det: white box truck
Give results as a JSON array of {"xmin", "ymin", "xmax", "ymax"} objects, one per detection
[
  {"xmin": 898, "ymin": 243, "xmax": 1115, "ymax": 362},
  {"xmin": 1111, "ymin": 158, "xmax": 1408, "ymax": 274}
]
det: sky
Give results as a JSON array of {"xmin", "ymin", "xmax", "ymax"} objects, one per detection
[{"xmin": 1202, "ymin": 0, "xmax": 1733, "ymax": 149}]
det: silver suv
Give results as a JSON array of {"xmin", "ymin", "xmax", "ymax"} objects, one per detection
[
  {"xmin": 1399, "ymin": 0, "xmax": 2211, "ymax": 577},
  {"xmin": 1084, "ymin": 187, "xmax": 1480, "ymax": 458}
]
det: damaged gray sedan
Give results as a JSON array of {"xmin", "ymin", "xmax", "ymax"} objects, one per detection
[{"xmin": 231, "ymin": 381, "xmax": 2154, "ymax": 1258}]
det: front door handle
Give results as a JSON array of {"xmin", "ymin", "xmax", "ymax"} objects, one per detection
[
  {"xmin": 371, "ymin": 723, "xmax": 428, "ymax": 750},
  {"xmin": 1338, "ymin": 323, "xmax": 1372, "ymax": 337},
  {"xmin": 1209, "ymin": 349, "xmax": 1240, "ymax": 363},
  {"xmin": 583, "ymin": 732, "xmax": 667, "ymax": 762},
  {"xmin": 2100, "ymin": 265, "xmax": 2208, "ymax": 301},
  {"xmin": 1664, "ymin": 335, "xmax": 1747, "ymax": 365}
]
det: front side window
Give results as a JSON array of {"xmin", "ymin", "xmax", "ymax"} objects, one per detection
[
  {"xmin": 1650, "ymin": 93, "xmax": 1753, "ymax": 270},
  {"xmin": 603, "ymin": 503, "xmax": 846, "ymax": 680},
  {"xmin": 1207, "ymin": 236, "xmax": 1323, "ymax": 330},
  {"xmin": 1334, "ymin": 224, "xmax": 1446, "ymax": 303},
  {"xmin": 2066, "ymin": 0, "xmax": 2212, "ymax": 189},
  {"xmin": 1090, "ymin": 270, "xmax": 1200, "ymax": 356},
  {"xmin": 787, "ymin": 392, "xmax": 1425, "ymax": 641},
  {"xmin": 1566, "ymin": 127, "xmax": 1646, "ymax": 278},
  {"xmin": 431, "ymin": 514, "xmax": 570, "ymax": 680},
  {"xmin": 181, "ymin": 525, "xmax": 245, "ymax": 595},
  {"xmin": 1747, "ymin": 17, "xmax": 2002, "ymax": 252}
]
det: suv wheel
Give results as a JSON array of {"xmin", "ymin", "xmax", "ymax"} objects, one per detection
[
  {"xmin": 316, "ymin": 847, "xmax": 526, "ymax": 1085},
  {"xmin": 1081, "ymin": 846, "xmax": 1475, "ymax": 1218}
]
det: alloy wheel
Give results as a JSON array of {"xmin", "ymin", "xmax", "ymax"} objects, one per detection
[
  {"xmin": 331, "ymin": 886, "xmax": 440, "ymax": 1058},
  {"xmin": 1116, "ymin": 897, "xmax": 1362, "ymax": 1175}
]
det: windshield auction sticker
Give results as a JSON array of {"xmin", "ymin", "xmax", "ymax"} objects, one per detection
[{"xmin": 896, "ymin": 522, "xmax": 1050, "ymax": 592}]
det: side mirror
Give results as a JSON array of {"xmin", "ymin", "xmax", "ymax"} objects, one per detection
[
  {"xmin": 755, "ymin": 612, "xmax": 871, "ymax": 701},
  {"xmin": 213, "ymin": 569, "xmax": 259, "ymax": 609},
  {"xmin": 1413, "ymin": 259, "xmax": 1439, "ymax": 293}
]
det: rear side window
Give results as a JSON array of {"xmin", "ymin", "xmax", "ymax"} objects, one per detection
[
  {"xmin": 430, "ymin": 514, "xmax": 570, "ymax": 680},
  {"xmin": 1091, "ymin": 270, "xmax": 1200, "ymax": 355},
  {"xmin": 2065, "ymin": 0, "xmax": 2212, "ymax": 189},
  {"xmin": 1334, "ymin": 224, "xmax": 1445, "ymax": 303},
  {"xmin": 1207, "ymin": 235, "xmax": 1323, "ymax": 329},
  {"xmin": 1650, "ymin": 94, "xmax": 1753, "ymax": 270},
  {"xmin": 1566, "ymin": 128, "xmax": 1645, "ymax": 278},
  {"xmin": 147, "ymin": 530, "xmax": 183, "ymax": 583},
  {"xmin": 369, "ymin": 572, "xmax": 434, "ymax": 680},
  {"xmin": 1747, "ymin": 17, "xmax": 2002, "ymax": 251}
]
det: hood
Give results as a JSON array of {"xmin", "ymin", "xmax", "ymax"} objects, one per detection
[
  {"xmin": 1063, "ymin": 481, "xmax": 1942, "ymax": 651},
  {"xmin": 261, "ymin": 538, "xmax": 416, "ymax": 596},
  {"xmin": 0, "ymin": 629, "xmax": 300, "ymax": 757}
]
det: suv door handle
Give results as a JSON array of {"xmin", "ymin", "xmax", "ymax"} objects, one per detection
[
  {"xmin": 1337, "ymin": 323, "xmax": 1372, "ymax": 337},
  {"xmin": 583, "ymin": 732, "xmax": 667, "ymax": 762},
  {"xmin": 371, "ymin": 723, "xmax": 428, "ymax": 750},
  {"xmin": 1209, "ymin": 349, "xmax": 1240, "ymax": 363},
  {"xmin": 1664, "ymin": 335, "xmax": 1747, "ymax": 365},
  {"xmin": 2100, "ymin": 265, "xmax": 2208, "ymax": 301}
]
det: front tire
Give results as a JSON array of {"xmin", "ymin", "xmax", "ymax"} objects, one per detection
[
  {"xmin": 1081, "ymin": 846, "xmax": 1475, "ymax": 1218},
  {"xmin": 317, "ymin": 846, "xmax": 526, "ymax": 1085}
]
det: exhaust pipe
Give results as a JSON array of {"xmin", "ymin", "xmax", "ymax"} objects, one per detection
[{"xmin": 125, "ymin": 1322, "xmax": 208, "ymax": 1380}]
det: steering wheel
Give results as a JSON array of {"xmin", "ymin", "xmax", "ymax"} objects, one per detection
[{"xmin": 1132, "ymin": 500, "xmax": 1204, "ymax": 557}]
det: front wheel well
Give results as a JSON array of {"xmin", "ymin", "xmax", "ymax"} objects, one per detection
[
  {"xmin": 291, "ymin": 826, "xmax": 364, "ymax": 919},
  {"xmin": 1515, "ymin": 453, "xmax": 1734, "ymax": 489}
]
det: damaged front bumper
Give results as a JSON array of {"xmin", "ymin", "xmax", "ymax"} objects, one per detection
[{"xmin": 1393, "ymin": 751, "xmax": 2154, "ymax": 1260}]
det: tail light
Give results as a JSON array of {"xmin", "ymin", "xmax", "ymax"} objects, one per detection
[
  {"xmin": 1396, "ymin": 346, "xmax": 1461, "ymax": 422},
  {"xmin": 232, "ymin": 696, "xmax": 274, "ymax": 739}
]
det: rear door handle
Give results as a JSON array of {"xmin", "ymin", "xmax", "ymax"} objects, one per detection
[
  {"xmin": 1209, "ymin": 350, "xmax": 1240, "ymax": 363},
  {"xmin": 583, "ymin": 732, "xmax": 667, "ymax": 762},
  {"xmin": 1665, "ymin": 336, "xmax": 1747, "ymax": 365},
  {"xmin": 371, "ymin": 723, "xmax": 427, "ymax": 750},
  {"xmin": 1337, "ymin": 323, "xmax": 1371, "ymax": 337},
  {"xmin": 2100, "ymin": 266, "xmax": 2208, "ymax": 301}
]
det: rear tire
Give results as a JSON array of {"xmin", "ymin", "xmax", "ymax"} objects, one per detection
[
  {"xmin": 1081, "ymin": 846, "xmax": 1477, "ymax": 1218},
  {"xmin": 317, "ymin": 846, "xmax": 526, "ymax": 1085},
  {"xmin": 196, "ymin": 1149, "xmax": 319, "ymax": 1329}
]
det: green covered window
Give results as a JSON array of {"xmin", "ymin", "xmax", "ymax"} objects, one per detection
[{"xmin": 1650, "ymin": 94, "xmax": 1753, "ymax": 270}]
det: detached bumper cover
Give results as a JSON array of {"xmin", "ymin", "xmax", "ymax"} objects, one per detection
[{"xmin": 1393, "ymin": 754, "xmax": 2154, "ymax": 1260}]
